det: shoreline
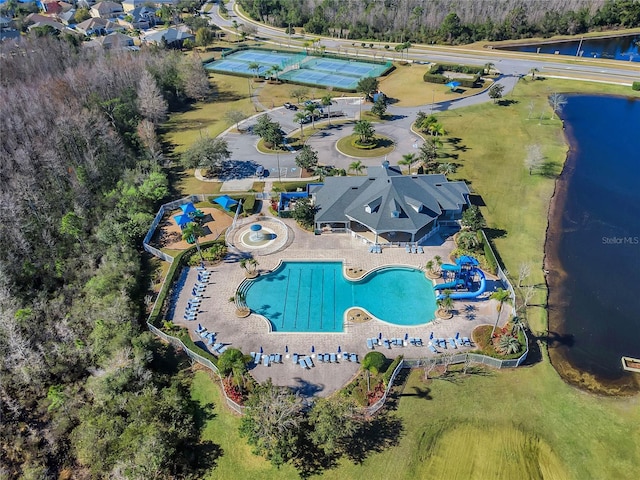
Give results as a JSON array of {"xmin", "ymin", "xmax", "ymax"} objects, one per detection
[{"xmin": 543, "ymin": 100, "xmax": 639, "ymax": 396}]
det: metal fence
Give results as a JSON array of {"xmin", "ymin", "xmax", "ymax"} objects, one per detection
[{"xmin": 366, "ymin": 359, "xmax": 405, "ymax": 416}]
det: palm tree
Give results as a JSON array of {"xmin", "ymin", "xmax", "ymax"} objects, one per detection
[
  {"xmin": 248, "ymin": 62, "xmax": 261, "ymax": 79},
  {"xmin": 304, "ymin": 103, "xmax": 320, "ymax": 129},
  {"xmin": 428, "ymin": 122, "xmax": 445, "ymax": 137},
  {"xmin": 437, "ymin": 291, "xmax": 454, "ymax": 314},
  {"xmin": 490, "ymin": 288, "xmax": 512, "ymax": 337},
  {"xmin": 239, "ymin": 257, "xmax": 259, "ymax": 276},
  {"xmin": 529, "ymin": 67, "xmax": 539, "ymax": 80},
  {"xmin": 437, "ymin": 162, "xmax": 457, "ymax": 177},
  {"xmin": 353, "ymin": 120, "xmax": 375, "ymax": 144},
  {"xmin": 231, "ymin": 20, "xmax": 241, "ymax": 41},
  {"xmin": 418, "ymin": 137, "xmax": 440, "ymax": 173},
  {"xmin": 348, "ymin": 160, "xmax": 364, "ymax": 176},
  {"xmin": 398, "ymin": 153, "xmax": 416, "ymax": 174},
  {"xmin": 293, "ymin": 111, "xmax": 307, "ymax": 139},
  {"xmin": 321, "ymin": 94, "xmax": 333, "ymax": 125},
  {"xmin": 269, "ymin": 64, "xmax": 282, "ymax": 82},
  {"xmin": 182, "ymin": 222, "xmax": 205, "ymax": 263},
  {"xmin": 497, "ymin": 335, "xmax": 521, "ymax": 355},
  {"xmin": 484, "ymin": 62, "xmax": 494, "ymax": 75}
]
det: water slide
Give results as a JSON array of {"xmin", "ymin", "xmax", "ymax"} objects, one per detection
[
  {"xmin": 437, "ymin": 268, "xmax": 486, "ymax": 300},
  {"xmin": 433, "ymin": 278, "xmax": 465, "ymax": 291},
  {"xmin": 441, "ymin": 263, "xmax": 461, "ymax": 272}
]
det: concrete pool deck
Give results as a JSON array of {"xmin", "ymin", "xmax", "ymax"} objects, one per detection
[{"xmin": 171, "ymin": 216, "xmax": 504, "ymax": 397}]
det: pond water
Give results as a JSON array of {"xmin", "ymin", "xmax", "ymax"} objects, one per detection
[
  {"xmin": 500, "ymin": 34, "xmax": 640, "ymax": 62},
  {"xmin": 546, "ymin": 94, "xmax": 640, "ymax": 391}
]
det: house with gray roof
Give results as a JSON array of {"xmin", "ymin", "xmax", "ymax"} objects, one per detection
[
  {"xmin": 312, "ymin": 162, "xmax": 470, "ymax": 245},
  {"xmin": 141, "ymin": 26, "xmax": 194, "ymax": 48}
]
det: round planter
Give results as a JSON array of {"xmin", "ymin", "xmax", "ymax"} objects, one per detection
[{"xmin": 436, "ymin": 308, "xmax": 453, "ymax": 320}]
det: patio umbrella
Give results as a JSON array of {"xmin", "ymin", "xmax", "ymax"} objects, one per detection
[
  {"xmin": 337, "ymin": 346, "xmax": 341, "ymax": 353},
  {"xmin": 213, "ymin": 195, "xmax": 238, "ymax": 211},
  {"xmin": 445, "ymin": 81, "xmax": 461, "ymax": 90},
  {"xmin": 173, "ymin": 213, "xmax": 192, "ymax": 228},
  {"xmin": 430, "ymin": 331, "xmax": 434, "ymax": 340},
  {"xmin": 259, "ymin": 346, "xmax": 263, "ymax": 354},
  {"xmin": 405, "ymin": 333, "xmax": 409, "ymax": 341},
  {"xmin": 285, "ymin": 345, "xmax": 288, "ymax": 353},
  {"xmin": 311, "ymin": 345, "xmax": 315, "ymax": 353},
  {"xmin": 378, "ymin": 332, "xmax": 383, "ymax": 340},
  {"xmin": 455, "ymin": 332, "xmax": 460, "ymax": 339},
  {"xmin": 180, "ymin": 203, "xmax": 197, "ymax": 215}
]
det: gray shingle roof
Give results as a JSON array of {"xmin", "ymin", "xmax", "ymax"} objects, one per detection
[{"xmin": 314, "ymin": 165, "xmax": 469, "ymax": 233}]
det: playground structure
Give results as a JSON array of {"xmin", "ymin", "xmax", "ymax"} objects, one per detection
[{"xmin": 434, "ymin": 255, "xmax": 486, "ymax": 300}]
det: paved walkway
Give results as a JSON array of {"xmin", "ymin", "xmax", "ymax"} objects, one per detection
[{"xmin": 171, "ymin": 216, "xmax": 504, "ymax": 397}]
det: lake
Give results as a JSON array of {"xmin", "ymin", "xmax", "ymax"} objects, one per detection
[
  {"xmin": 546, "ymin": 94, "xmax": 640, "ymax": 393},
  {"xmin": 500, "ymin": 34, "xmax": 640, "ymax": 62}
]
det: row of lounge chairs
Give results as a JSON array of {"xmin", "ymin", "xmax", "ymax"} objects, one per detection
[
  {"xmin": 405, "ymin": 245, "xmax": 424, "ymax": 254},
  {"xmin": 185, "ymin": 269, "xmax": 210, "ymax": 321},
  {"xmin": 292, "ymin": 354, "xmax": 315, "ymax": 369},
  {"xmin": 367, "ymin": 337, "xmax": 423, "ymax": 349},
  {"xmin": 194, "ymin": 324, "xmax": 228, "ymax": 354},
  {"xmin": 369, "ymin": 244, "xmax": 382, "ymax": 254},
  {"xmin": 428, "ymin": 337, "xmax": 473, "ymax": 353},
  {"xmin": 251, "ymin": 352, "xmax": 283, "ymax": 366},
  {"xmin": 317, "ymin": 352, "xmax": 358, "ymax": 363}
]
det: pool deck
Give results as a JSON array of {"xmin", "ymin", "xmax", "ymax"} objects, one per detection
[{"xmin": 172, "ymin": 217, "xmax": 504, "ymax": 398}]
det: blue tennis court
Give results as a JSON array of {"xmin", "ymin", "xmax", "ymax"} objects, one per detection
[{"xmin": 205, "ymin": 49, "xmax": 391, "ymax": 91}]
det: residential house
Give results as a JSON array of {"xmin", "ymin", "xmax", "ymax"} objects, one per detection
[
  {"xmin": 57, "ymin": 8, "xmax": 76, "ymax": 25},
  {"xmin": 117, "ymin": 6, "xmax": 157, "ymax": 30},
  {"xmin": 76, "ymin": 16, "xmax": 123, "ymax": 35},
  {"xmin": 85, "ymin": 31, "xmax": 136, "ymax": 50},
  {"xmin": 90, "ymin": 1, "xmax": 123, "ymax": 19},
  {"xmin": 122, "ymin": 0, "xmax": 178, "ymax": 13},
  {"xmin": 312, "ymin": 162, "xmax": 470, "ymax": 245},
  {"xmin": 142, "ymin": 26, "xmax": 193, "ymax": 48}
]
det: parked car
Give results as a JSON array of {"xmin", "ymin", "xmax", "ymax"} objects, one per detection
[
  {"xmin": 284, "ymin": 102, "xmax": 298, "ymax": 110},
  {"xmin": 256, "ymin": 165, "xmax": 265, "ymax": 177}
]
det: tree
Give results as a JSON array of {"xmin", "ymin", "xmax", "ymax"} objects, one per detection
[
  {"xmin": 517, "ymin": 262, "xmax": 531, "ymax": 287},
  {"xmin": 398, "ymin": 153, "xmax": 416, "ymax": 174},
  {"xmin": 418, "ymin": 137, "xmax": 439, "ymax": 172},
  {"xmin": 484, "ymin": 62, "xmax": 495, "ymax": 75},
  {"xmin": 268, "ymin": 64, "xmax": 282, "ymax": 81},
  {"xmin": 348, "ymin": 160, "xmax": 364, "ymax": 176},
  {"xmin": 549, "ymin": 93, "xmax": 567, "ymax": 119},
  {"xmin": 440, "ymin": 12, "xmax": 462, "ymax": 43},
  {"xmin": 225, "ymin": 110, "xmax": 248, "ymax": 132},
  {"xmin": 362, "ymin": 351, "xmax": 386, "ymax": 375},
  {"xmin": 253, "ymin": 114, "xmax": 283, "ymax": 148},
  {"xmin": 437, "ymin": 292, "xmax": 454, "ymax": 315},
  {"xmin": 461, "ymin": 205, "xmax": 486, "ymax": 231},
  {"xmin": 195, "ymin": 27, "xmax": 214, "ymax": 48},
  {"xmin": 456, "ymin": 230, "xmax": 480, "ymax": 250},
  {"xmin": 497, "ymin": 334, "xmax": 521, "ymax": 355},
  {"xmin": 136, "ymin": 71, "xmax": 168, "ymax": 124},
  {"xmin": 437, "ymin": 162, "xmax": 456, "ymax": 176},
  {"xmin": 291, "ymin": 86, "xmax": 309, "ymax": 104},
  {"xmin": 293, "ymin": 111, "xmax": 308, "ymax": 139},
  {"xmin": 180, "ymin": 54, "xmax": 211, "ymax": 101},
  {"xmin": 356, "ymin": 76, "xmax": 379, "ymax": 102},
  {"xmin": 182, "ymin": 222, "xmax": 205, "ymax": 262},
  {"xmin": 239, "ymin": 257, "xmax": 259, "ymax": 276},
  {"xmin": 304, "ymin": 103, "xmax": 320, "ymax": 128},
  {"xmin": 371, "ymin": 96, "xmax": 387, "ymax": 118},
  {"xmin": 218, "ymin": 348, "xmax": 251, "ymax": 387},
  {"xmin": 490, "ymin": 288, "xmax": 512, "ymax": 337},
  {"xmin": 248, "ymin": 61, "xmax": 261, "ymax": 78},
  {"xmin": 353, "ymin": 120, "xmax": 375, "ymax": 144},
  {"xmin": 239, "ymin": 379, "xmax": 304, "ymax": 467},
  {"xmin": 529, "ymin": 67, "xmax": 539, "ymax": 79},
  {"xmin": 321, "ymin": 94, "xmax": 333, "ymax": 125},
  {"xmin": 295, "ymin": 145, "xmax": 319, "ymax": 171},
  {"xmin": 74, "ymin": 7, "xmax": 91, "ymax": 23},
  {"xmin": 308, "ymin": 398, "xmax": 361, "ymax": 456},
  {"xmin": 428, "ymin": 122, "xmax": 445, "ymax": 137},
  {"xmin": 488, "ymin": 83, "xmax": 505, "ymax": 103},
  {"xmin": 291, "ymin": 197, "xmax": 316, "ymax": 229},
  {"xmin": 524, "ymin": 144, "xmax": 544, "ymax": 174},
  {"xmin": 180, "ymin": 136, "xmax": 231, "ymax": 174}
]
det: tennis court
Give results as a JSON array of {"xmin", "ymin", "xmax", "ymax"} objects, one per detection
[{"xmin": 205, "ymin": 49, "xmax": 391, "ymax": 91}]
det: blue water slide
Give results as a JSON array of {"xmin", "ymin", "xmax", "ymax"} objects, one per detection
[
  {"xmin": 433, "ymin": 279, "xmax": 465, "ymax": 291},
  {"xmin": 437, "ymin": 268, "xmax": 486, "ymax": 300},
  {"xmin": 441, "ymin": 263, "xmax": 461, "ymax": 272}
]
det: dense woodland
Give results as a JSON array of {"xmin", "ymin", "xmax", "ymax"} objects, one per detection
[
  {"xmin": 238, "ymin": 0, "xmax": 640, "ymax": 43},
  {"xmin": 0, "ymin": 37, "xmax": 212, "ymax": 479}
]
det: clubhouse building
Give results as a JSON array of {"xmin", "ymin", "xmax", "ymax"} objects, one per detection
[{"xmin": 312, "ymin": 162, "xmax": 470, "ymax": 245}]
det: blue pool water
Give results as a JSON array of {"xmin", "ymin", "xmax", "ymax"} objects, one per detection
[{"xmin": 244, "ymin": 261, "xmax": 437, "ymax": 332}]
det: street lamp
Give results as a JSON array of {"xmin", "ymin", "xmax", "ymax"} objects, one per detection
[{"xmin": 277, "ymin": 150, "xmax": 281, "ymax": 184}]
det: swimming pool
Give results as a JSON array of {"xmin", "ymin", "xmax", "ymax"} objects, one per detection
[{"xmin": 243, "ymin": 261, "xmax": 436, "ymax": 332}]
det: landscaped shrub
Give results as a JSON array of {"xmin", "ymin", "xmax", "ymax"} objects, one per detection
[
  {"xmin": 186, "ymin": 242, "xmax": 227, "ymax": 266},
  {"xmin": 382, "ymin": 355, "xmax": 404, "ymax": 387},
  {"xmin": 633, "ymin": 81, "xmax": 640, "ymax": 91},
  {"xmin": 482, "ymin": 235, "xmax": 499, "ymax": 275},
  {"xmin": 429, "ymin": 63, "xmax": 484, "ymax": 75},
  {"xmin": 423, "ymin": 73, "xmax": 449, "ymax": 84},
  {"xmin": 362, "ymin": 351, "xmax": 387, "ymax": 374}
]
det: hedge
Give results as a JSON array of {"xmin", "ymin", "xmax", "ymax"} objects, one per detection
[
  {"xmin": 633, "ymin": 81, "xmax": 640, "ymax": 91},
  {"xmin": 423, "ymin": 73, "xmax": 449, "ymax": 84},
  {"xmin": 362, "ymin": 351, "xmax": 387, "ymax": 374},
  {"xmin": 177, "ymin": 329, "xmax": 219, "ymax": 366},
  {"xmin": 382, "ymin": 355, "xmax": 404, "ymax": 387},
  {"xmin": 429, "ymin": 63, "xmax": 484, "ymax": 75},
  {"xmin": 481, "ymin": 233, "xmax": 499, "ymax": 275}
]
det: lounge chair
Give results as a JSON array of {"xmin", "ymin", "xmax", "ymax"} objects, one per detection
[
  {"xmin": 367, "ymin": 338, "xmax": 374, "ymax": 349},
  {"xmin": 207, "ymin": 336, "xmax": 215, "ymax": 346},
  {"xmin": 330, "ymin": 353, "xmax": 337, "ymax": 363},
  {"xmin": 263, "ymin": 355, "xmax": 270, "ymax": 367},
  {"xmin": 415, "ymin": 338, "xmax": 423, "ymax": 346},
  {"xmin": 324, "ymin": 353, "xmax": 330, "ymax": 362},
  {"xmin": 405, "ymin": 245, "xmax": 411, "ymax": 253},
  {"xmin": 428, "ymin": 344, "xmax": 438, "ymax": 353},
  {"xmin": 199, "ymin": 330, "xmax": 209, "ymax": 338},
  {"xmin": 350, "ymin": 353, "xmax": 358, "ymax": 363},
  {"xmin": 377, "ymin": 245, "xmax": 382, "ymax": 253},
  {"xmin": 269, "ymin": 354, "xmax": 276, "ymax": 363},
  {"xmin": 253, "ymin": 352, "xmax": 261, "ymax": 364},
  {"xmin": 318, "ymin": 354, "xmax": 325, "ymax": 363},
  {"xmin": 275, "ymin": 354, "xmax": 282, "ymax": 363},
  {"xmin": 304, "ymin": 356, "xmax": 314, "ymax": 368},
  {"xmin": 196, "ymin": 323, "xmax": 205, "ymax": 333},
  {"xmin": 448, "ymin": 338, "xmax": 457, "ymax": 349},
  {"xmin": 293, "ymin": 353, "xmax": 299, "ymax": 364},
  {"xmin": 463, "ymin": 337, "xmax": 472, "ymax": 347},
  {"xmin": 383, "ymin": 339, "xmax": 391, "ymax": 349},
  {"xmin": 218, "ymin": 345, "xmax": 228, "ymax": 354},
  {"xmin": 184, "ymin": 314, "xmax": 196, "ymax": 321},
  {"xmin": 369, "ymin": 245, "xmax": 375, "ymax": 253},
  {"xmin": 299, "ymin": 358, "xmax": 308, "ymax": 369},
  {"xmin": 438, "ymin": 338, "xmax": 447, "ymax": 349},
  {"xmin": 456, "ymin": 337, "xmax": 465, "ymax": 347},
  {"xmin": 212, "ymin": 343, "xmax": 222, "ymax": 352},
  {"xmin": 417, "ymin": 246, "xmax": 424, "ymax": 254}
]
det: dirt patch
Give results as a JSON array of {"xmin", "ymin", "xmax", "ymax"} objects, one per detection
[{"xmin": 151, "ymin": 207, "xmax": 233, "ymax": 251}]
